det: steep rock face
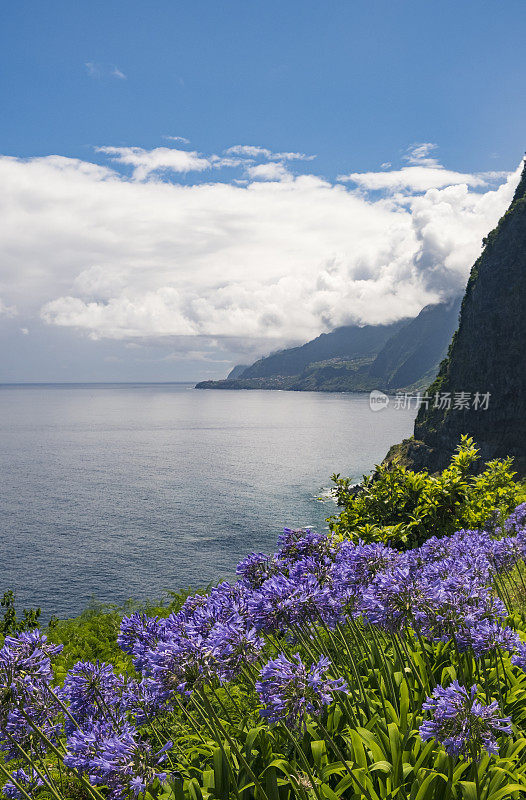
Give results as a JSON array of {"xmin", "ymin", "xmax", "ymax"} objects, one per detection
[
  {"xmin": 388, "ymin": 160, "xmax": 526, "ymax": 475},
  {"xmin": 368, "ymin": 297, "xmax": 462, "ymax": 389},
  {"xmin": 227, "ymin": 364, "xmax": 249, "ymax": 379}
]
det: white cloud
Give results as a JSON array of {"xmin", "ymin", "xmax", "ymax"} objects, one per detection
[
  {"xmin": 110, "ymin": 66, "xmax": 127, "ymax": 80},
  {"xmin": 97, "ymin": 145, "xmax": 243, "ymax": 180},
  {"xmin": 405, "ymin": 142, "xmax": 439, "ymax": 166},
  {"xmin": 246, "ymin": 162, "xmax": 292, "ymax": 181},
  {"xmin": 226, "ymin": 145, "xmax": 273, "ymax": 159},
  {"xmin": 338, "ymin": 166, "xmax": 488, "ymax": 192},
  {"xmin": 85, "ymin": 62, "xmax": 126, "ymax": 80},
  {"xmin": 0, "ymin": 297, "xmax": 17, "ymax": 317},
  {"xmin": 97, "ymin": 146, "xmax": 212, "ymax": 180},
  {"xmin": 163, "ymin": 135, "xmax": 191, "ymax": 144},
  {"xmin": 225, "ymin": 144, "xmax": 315, "ymax": 162},
  {"xmin": 0, "ymin": 145, "xmax": 520, "ymax": 360}
]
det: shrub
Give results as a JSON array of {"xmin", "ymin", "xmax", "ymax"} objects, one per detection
[{"xmin": 329, "ymin": 436, "xmax": 522, "ymax": 549}]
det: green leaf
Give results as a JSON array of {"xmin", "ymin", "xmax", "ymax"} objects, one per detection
[
  {"xmin": 413, "ymin": 772, "xmax": 446, "ymax": 800},
  {"xmin": 311, "ymin": 739, "xmax": 328, "ymax": 770},
  {"xmin": 319, "ymin": 783, "xmax": 342, "ymax": 800},
  {"xmin": 458, "ymin": 781, "xmax": 478, "ymax": 800},
  {"xmin": 187, "ymin": 778, "xmax": 204, "ymax": 800},
  {"xmin": 369, "ymin": 760, "xmax": 393, "ymax": 775},
  {"xmin": 487, "ymin": 786, "xmax": 526, "ymax": 800}
]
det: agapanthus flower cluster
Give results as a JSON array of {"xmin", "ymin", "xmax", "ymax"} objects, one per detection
[
  {"xmin": 505, "ymin": 503, "xmax": 526, "ymax": 535},
  {"xmin": 0, "ymin": 631, "xmax": 62, "ymax": 701},
  {"xmin": 2, "ymin": 767, "xmax": 44, "ymax": 799},
  {"xmin": 0, "ymin": 632, "xmax": 63, "ymax": 758},
  {"xmin": 335, "ymin": 540, "xmax": 399, "ymax": 586},
  {"xmin": 236, "ymin": 552, "xmax": 281, "ymax": 588},
  {"xmin": 61, "ymin": 660, "xmax": 126, "ymax": 727},
  {"xmin": 458, "ymin": 621, "xmax": 521, "ymax": 658},
  {"xmin": 64, "ymin": 718, "xmax": 170, "ymax": 799},
  {"xmin": 117, "ymin": 613, "xmax": 166, "ymax": 671},
  {"xmin": 511, "ymin": 642, "xmax": 526, "ymax": 672},
  {"xmin": 277, "ymin": 528, "xmax": 333, "ymax": 561},
  {"xmin": 256, "ymin": 654, "xmax": 347, "ymax": 730},
  {"xmin": 419, "ymin": 681, "xmax": 512, "ymax": 759}
]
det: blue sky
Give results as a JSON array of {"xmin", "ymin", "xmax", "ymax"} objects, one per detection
[
  {"xmin": 3, "ymin": 0, "xmax": 526, "ymax": 173},
  {"xmin": 0, "ymin": 0, "xmax": 525, "ymax": 381}
]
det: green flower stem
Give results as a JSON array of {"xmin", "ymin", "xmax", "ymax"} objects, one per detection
[
  {"xmin": 14, "ymin": 704, "xmax": 106, "ymax": 800},
  {"xmin": 278, "ymin": 724, "xmax": 324, "ymax": 800},
  {"xmin": 334, "ymin": 621, "xmax": 371, "ymax": 716},
  {"xmin": 171, "ymin": 693, "xmax": 207, "ymax": 744},
  {"xmin": 45, "ymin": 684, "xmax": 81, "ymax": 731},
  {"xmin": 137, "ymin": 703, "xmax": 179, "ymax": 773},
  {"xmin": 398, "ymin": 631, "xmax": 426, "ymax": 693},
  {"xmin": 450, "ymin": 634, "xmax": 468, "ymax": 688},
  {"xmin": 470, "ymin": 744, "xmax": 482, "ymax": 800},
  {"xmin": 223, "ymin": 682, "xmax": 245, "ymax": 720},
  {"xmin": 188, "ymin": 693, "xmax": 222, "ymax": 739},
  {"xmin": 307, "ymin": 620, "xmax": 361, "ymax": 715},
  {"xmin": 208, "ymin": 683, "xmax": 236, "ymax": 725},
  {"xmin": 366, "ymin": 623, "xmax": 399, "ymax": 710},
  {"xmin": 2, "ymin": 730, "xmax": 64, "ymax": 800},
  {"xmin": 192, "ymin": 693, "xmax": 240, "ymax": 799},
  {"xmin": 317, "ymin": 720, "xmax": 375, "ymax": 800},
  {"xmin": 492, "ymin": 651, "xmax": 505, "ymax": 711},
  {"xmin": 409, "ymin": 621, "xmax": 435, "ymax": 691},
  {"xmin": 199, "ymin": 690, "xmax": 271, "ymax": 800}
]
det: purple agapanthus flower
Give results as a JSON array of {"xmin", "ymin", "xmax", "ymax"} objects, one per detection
[
  {"xmin": 1, "ymin": 767, "xmax": 44, "ymax": 799},
  {"xmin": 122, "ymin": 677, "xmax": 167, "ymax": 725},
  {"xmin": 504, "ymin": 503, "xmax": 526, "ymax": 535},
  {"xmin": 1, "ymin": 691, "xmax": 62, "ymax": 759},
  {"xmin": 248, "ymin": 573, "xmax": 336, "ymax": 632},
  {"xmin": 256, "ymin": 653, "xmax": 347, "ymax": 730},
  {"xmin": 361, "ymin": 566, "xmax": 424, "ymax": 633},
  {"xmin": 145, "ymin": 634, "xmax": 217, "ymax": 698},
  {"xmin": 236, "ymin": 552, "xmax": 281, "ymax": 588},
  {"xmin": 207, "ymin": 615, "xmax": 264, "ymax": 681},
  {"xmin": 334, "ymin": 540, "xmax": 399, "ymax": 586},
  {"xmin": 511, "ymin": 642, "xmax": 526, "ymax": 672},
  {"xmin": 0, "ymin": 630, "xmax": 62, "ymax": 699},
  {"xmin": 419, "ymin": 681, "xmax": 512, "ymax": 759},
  {"xmin": 64, "ymin": 718, "xmax": 169, "ymax": 799},
  {"xmin": 457, "ymin": 621, "xmax": 521, "ymax": 657},
  {"xmin": 118, "ymin": 614, "xmax": 166, "ymax": 671},
  {"xmin": 490, "ymin": 537, "xmax": 524, "ymax": 572},
  {"xmin": 61, "ymin": 661, "xmax": 125, "ymax": 728}
]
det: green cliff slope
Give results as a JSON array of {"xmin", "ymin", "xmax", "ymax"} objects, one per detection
[{"xmin": 386, "ymin": 159, "xmax": 526, "ymax": 475}]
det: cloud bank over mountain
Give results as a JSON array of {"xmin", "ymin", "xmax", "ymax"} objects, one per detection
[{"xmin": 0, "ymin": 142, "xmax": 521, "ymax": 371}]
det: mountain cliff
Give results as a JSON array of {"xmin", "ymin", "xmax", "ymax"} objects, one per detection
[
  {"xmin": 195, "ymin": 298, "xmax": 461, "ymax": 393},
  {"xmin": 367, "ymin": 297, "xmax": 462, "ymax": 390},
  {"xmin": 239, "ymin": 321, "xmax": 408, "ymax": 379},
  {"xmin": 386, "ymin": 159, "xmax": 526, "ymax": 476}
]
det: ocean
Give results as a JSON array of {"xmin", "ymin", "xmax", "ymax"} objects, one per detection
[{"xmin": 0, "ymin": 383, "xmax": 415, "ymax": 619}]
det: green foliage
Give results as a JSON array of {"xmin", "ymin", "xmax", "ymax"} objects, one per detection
[
  {"xmin": 46, "ymin": 588, "xmax": 206, "ymax": 679},
  {"xmin": 329, "ymin": 437, "xmax": 521, "ymax": 549},
  {"xmin": 0, "ymin": 590, "xmax": 41, "ymax": 636}
]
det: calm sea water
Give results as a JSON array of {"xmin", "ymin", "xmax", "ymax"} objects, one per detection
[{"xmin": 0, "ymin": 384, "xmax": 415, "ymax": 619}]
